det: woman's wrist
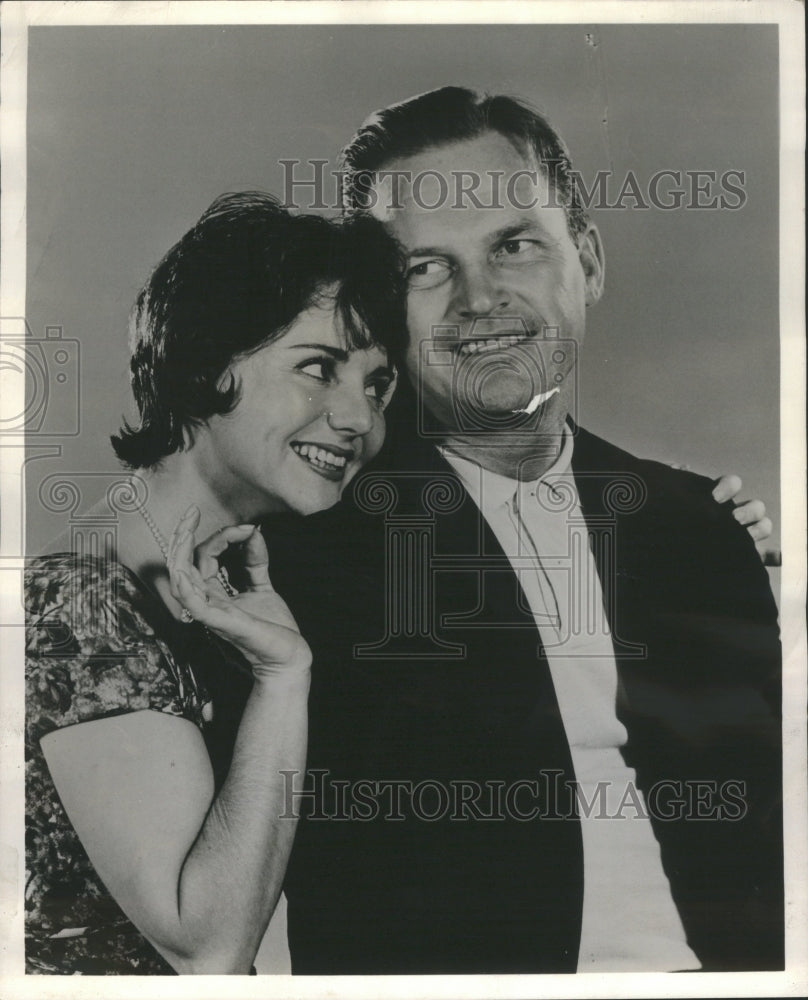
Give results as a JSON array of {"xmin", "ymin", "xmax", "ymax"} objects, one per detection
[{"xmin": 250, "ymin": 663, "xmax": 312, "ymax": 696}]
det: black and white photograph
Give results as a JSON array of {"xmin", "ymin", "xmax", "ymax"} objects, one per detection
[{"xmin": 0, "ymin": 2, "xmax": 805, "ymax": 997}]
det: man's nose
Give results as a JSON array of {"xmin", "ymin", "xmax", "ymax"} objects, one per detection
[
  {"xmin": 452, "ymin": 263, "xmax": 510, "ymax": 317},
  {"xmin": 325, "ymin": 381, "xmax": 374, "ymax": 437}
]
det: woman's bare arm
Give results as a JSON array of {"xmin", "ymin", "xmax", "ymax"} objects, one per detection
[{"xmin": 42, "ymin": 513, "xmax": 310, "ymax": 974}]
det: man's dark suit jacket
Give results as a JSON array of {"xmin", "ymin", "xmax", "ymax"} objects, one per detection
[{"xmin": 215, "ymin": 406, "xmax": 782, "ymax": 975}]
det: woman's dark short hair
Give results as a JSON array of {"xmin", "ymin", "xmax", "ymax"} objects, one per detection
[
  {"xmin": 111, "ymin": 192, "xmax": 408, "ymax": 468},
  {"xmin": 339, "ymin": 86, "xmax": 589, "ymax": 242}
]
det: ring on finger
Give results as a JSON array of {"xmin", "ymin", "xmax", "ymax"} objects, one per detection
[{"xmin": 180, "ymin": 607, "xmax": 194, "ymax": 624}]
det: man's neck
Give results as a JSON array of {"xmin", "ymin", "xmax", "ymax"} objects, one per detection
[{"xmin": 441, "ymin": 427, "xmax": 566, "ymax": 481}]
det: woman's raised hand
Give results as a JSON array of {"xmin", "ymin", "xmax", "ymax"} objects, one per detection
[{"xmin": 167, "ymin": 506, "xmax": 311, "ymax": 680}]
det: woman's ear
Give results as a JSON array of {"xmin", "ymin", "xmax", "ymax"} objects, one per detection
[{"xmin": 578, "ymin": 223, "xmax": 606, "ymax": 306}]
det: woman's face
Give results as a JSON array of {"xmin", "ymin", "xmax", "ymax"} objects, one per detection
[{"xmin": 194, "ymin": 300, "xmax": 396, "ymax": 518}]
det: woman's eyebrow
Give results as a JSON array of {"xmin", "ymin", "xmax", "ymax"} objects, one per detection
[{"xmin": 287, "ymin": 343, "xmax": 349, "ymax": 362}]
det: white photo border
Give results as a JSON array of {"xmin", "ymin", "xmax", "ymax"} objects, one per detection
[{"xmin": 1, "ymin": 2, "xmax": 805, "ymax": 998}]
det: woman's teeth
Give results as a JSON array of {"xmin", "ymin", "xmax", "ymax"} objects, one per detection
[
  {"xmin": 292, "ymin": 443, "xmax": 348, "ymax": 470},
  {"xmin": 458, "ymin": 334, "xmax": 532, "ymax": 355}
]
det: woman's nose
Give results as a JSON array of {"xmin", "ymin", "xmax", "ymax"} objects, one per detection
[{"xmin": 325, "ymin": 383, "xmax": 374, "ymax": 436}]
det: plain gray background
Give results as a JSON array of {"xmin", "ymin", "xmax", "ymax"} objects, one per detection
[{"xmin": 24, "ymin": 23, "xmax": 779, "ymax": 553}]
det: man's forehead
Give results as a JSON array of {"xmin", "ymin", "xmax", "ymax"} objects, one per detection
[{"xmin": 367, "ymin": 131, "xmax": 553, "ymax": 223}]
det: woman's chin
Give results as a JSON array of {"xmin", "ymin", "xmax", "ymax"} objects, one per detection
[{"xmin": 278, "ymin": 481, "xmax": 347, "ymax": 518}]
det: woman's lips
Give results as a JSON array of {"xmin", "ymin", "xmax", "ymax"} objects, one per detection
[{"xmin": 291, "ymin": 441, "xmax": 353, "ymax": 482}]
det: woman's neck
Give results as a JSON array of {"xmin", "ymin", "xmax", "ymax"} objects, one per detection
[
  {"xmin": 113, "ymin": 454, "xmax": 258, "ymax": 615},
  {"xmin": 132, "ymin": 455, "xmax": 251, "ymax": 548}
]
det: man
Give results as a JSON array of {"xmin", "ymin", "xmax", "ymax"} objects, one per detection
[{"xmin": 259, "ymin": 87, "xmax": 781, "ymax": 975}]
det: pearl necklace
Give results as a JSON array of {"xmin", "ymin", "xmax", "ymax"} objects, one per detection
[
  {"xmin": 128, "ymin": 482, "xmax": 252, "ymax": 697},
  {"xmin": 133, "ymin": 492, "xmax": 169, "ymax": 560},
  {"xmin": 130, "ymin": 484, "xmax": 239, "ymax": 622}
]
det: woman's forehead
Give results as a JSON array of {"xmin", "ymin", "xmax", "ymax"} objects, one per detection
[
  {"xmin": 262, "ymin": 304, "xmax": 385, "ymax": 362},
  {"xmin": 278, "ymin": 299, "xmax": 386, "ymax": 356}
]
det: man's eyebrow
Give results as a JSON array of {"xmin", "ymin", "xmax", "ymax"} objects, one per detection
[
  {"xmin": 404, "ymin": 221, "xmax": 548, "ymax": 259},
  {"xmin": 487, "ymin": 220, "xmax": 547, "ymax": 244},
  {"xmin": 287, "ymin": 343, "xmax": 349, "ymax": 362}
]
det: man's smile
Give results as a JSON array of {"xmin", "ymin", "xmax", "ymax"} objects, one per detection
[{"xmin": 454, "ymin": 330, "xmax": 537, "ymax": 355}]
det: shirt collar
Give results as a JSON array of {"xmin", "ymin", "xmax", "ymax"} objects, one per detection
[{"xmin": 440, "ymin": 423, "xmax": 575, "ymax": 514}]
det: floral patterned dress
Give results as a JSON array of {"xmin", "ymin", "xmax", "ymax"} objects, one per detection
[{"xmin": 25, "ymin": 554, "xmax": 213, "ymax": 974}]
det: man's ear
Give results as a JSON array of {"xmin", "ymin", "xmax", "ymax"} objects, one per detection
[{"xmin": 578, "ymin": 223, "xmax": 605, "ymax": 306}]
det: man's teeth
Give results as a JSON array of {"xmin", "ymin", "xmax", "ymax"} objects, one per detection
[
  {"xmin": 457, "ymin": 334, "xmax": 531, "ymax": 355},
  {"xmin": 292, "ymin": 443, "xmax": 348, "ymax": 469}
]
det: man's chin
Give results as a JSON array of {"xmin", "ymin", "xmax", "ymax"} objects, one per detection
[{"xmin": 453, "ymin": 392, "xmax": 563, "ymax": 433}]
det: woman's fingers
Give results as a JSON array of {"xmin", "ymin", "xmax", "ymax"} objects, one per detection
[
  {"xmin": 242, "ymin": 527, "xmax": 273, "ymax": 589},
  {"xmin": 167, "ymin": 513, "xmax": 276, "ymax": 609},
  {"xmin": 195, "ymin": 524, "xmax": 256, "ymax": 580},
  {"xmin": 168, "ymin": 523, "xmax": 206, "ymax": 603},
  {"xmin": 175, "ymin": 570, "xmax": 244, "ymax": 632},
  {"xmin": 175, "ymin": 569, "xmax": 296, "ymax": 664},
  {"xmin": 167, "ymin": 505, "xmax": 200, "ymax": 562}
]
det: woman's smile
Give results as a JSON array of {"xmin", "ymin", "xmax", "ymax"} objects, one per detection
[{"xmin": 290, "ymin": 440, "xmax": 355, "ymax": 481}]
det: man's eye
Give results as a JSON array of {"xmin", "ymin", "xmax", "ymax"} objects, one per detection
[
  {"xmin": 496, "ymin": 239, "xmax": 543, "ymax": 261},
  {"xmin": 406, "ymin": 259, "xmax": 452, "ymax": 290},
  {"xmin": 297, "ymin": 358, "xmax": 334, "ymax": 382}
]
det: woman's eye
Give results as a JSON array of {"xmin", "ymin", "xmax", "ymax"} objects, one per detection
[
  {"xmin": 297, "ymin": 358, "xmax": 334, "ymax": 382},
  {"xmin": 406, "ymin": 258, "xmax": 452, "ymax": 290},
  {"xmin": 365, "ymin": 374, "xmax": 397, "ymax": 409}
]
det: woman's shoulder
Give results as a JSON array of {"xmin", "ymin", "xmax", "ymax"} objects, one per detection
[
  {"xmin": 27, "ymin": 549, "xmax": 140, "ymax": 603},
  {"xmin": 27, "ymin": 550, "xmax": 143, "ymax": 583},
  {"xmin": 25, "ymin": 552, "xmax": 210, "ymax": 738},
  {"xmin": 26, "ymin": 552, "xmax": 160, "ymax": 652}
]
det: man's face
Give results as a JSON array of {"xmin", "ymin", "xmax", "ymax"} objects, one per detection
[{"xmin": 371, "ymin": 131, "xmax": 604, "ymax": 443}]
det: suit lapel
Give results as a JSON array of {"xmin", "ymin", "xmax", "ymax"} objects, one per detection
[{"xmin": 571, "ymin": 425, "xmax": 650, "ymax": 660}]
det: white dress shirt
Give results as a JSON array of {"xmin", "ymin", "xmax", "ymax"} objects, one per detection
[{"xmin": 441, "ymin": 428, "xmax": 700, "ymax": 972}]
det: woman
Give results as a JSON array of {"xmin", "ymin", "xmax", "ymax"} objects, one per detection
[{"xmin": 24, "ymin": 192, "xmax": 407, "ymax": 974}]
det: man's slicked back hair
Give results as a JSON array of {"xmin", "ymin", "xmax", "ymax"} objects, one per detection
[{"xmin": 339, "ymin": 86, "xmax": 589, "ymax": 241}]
